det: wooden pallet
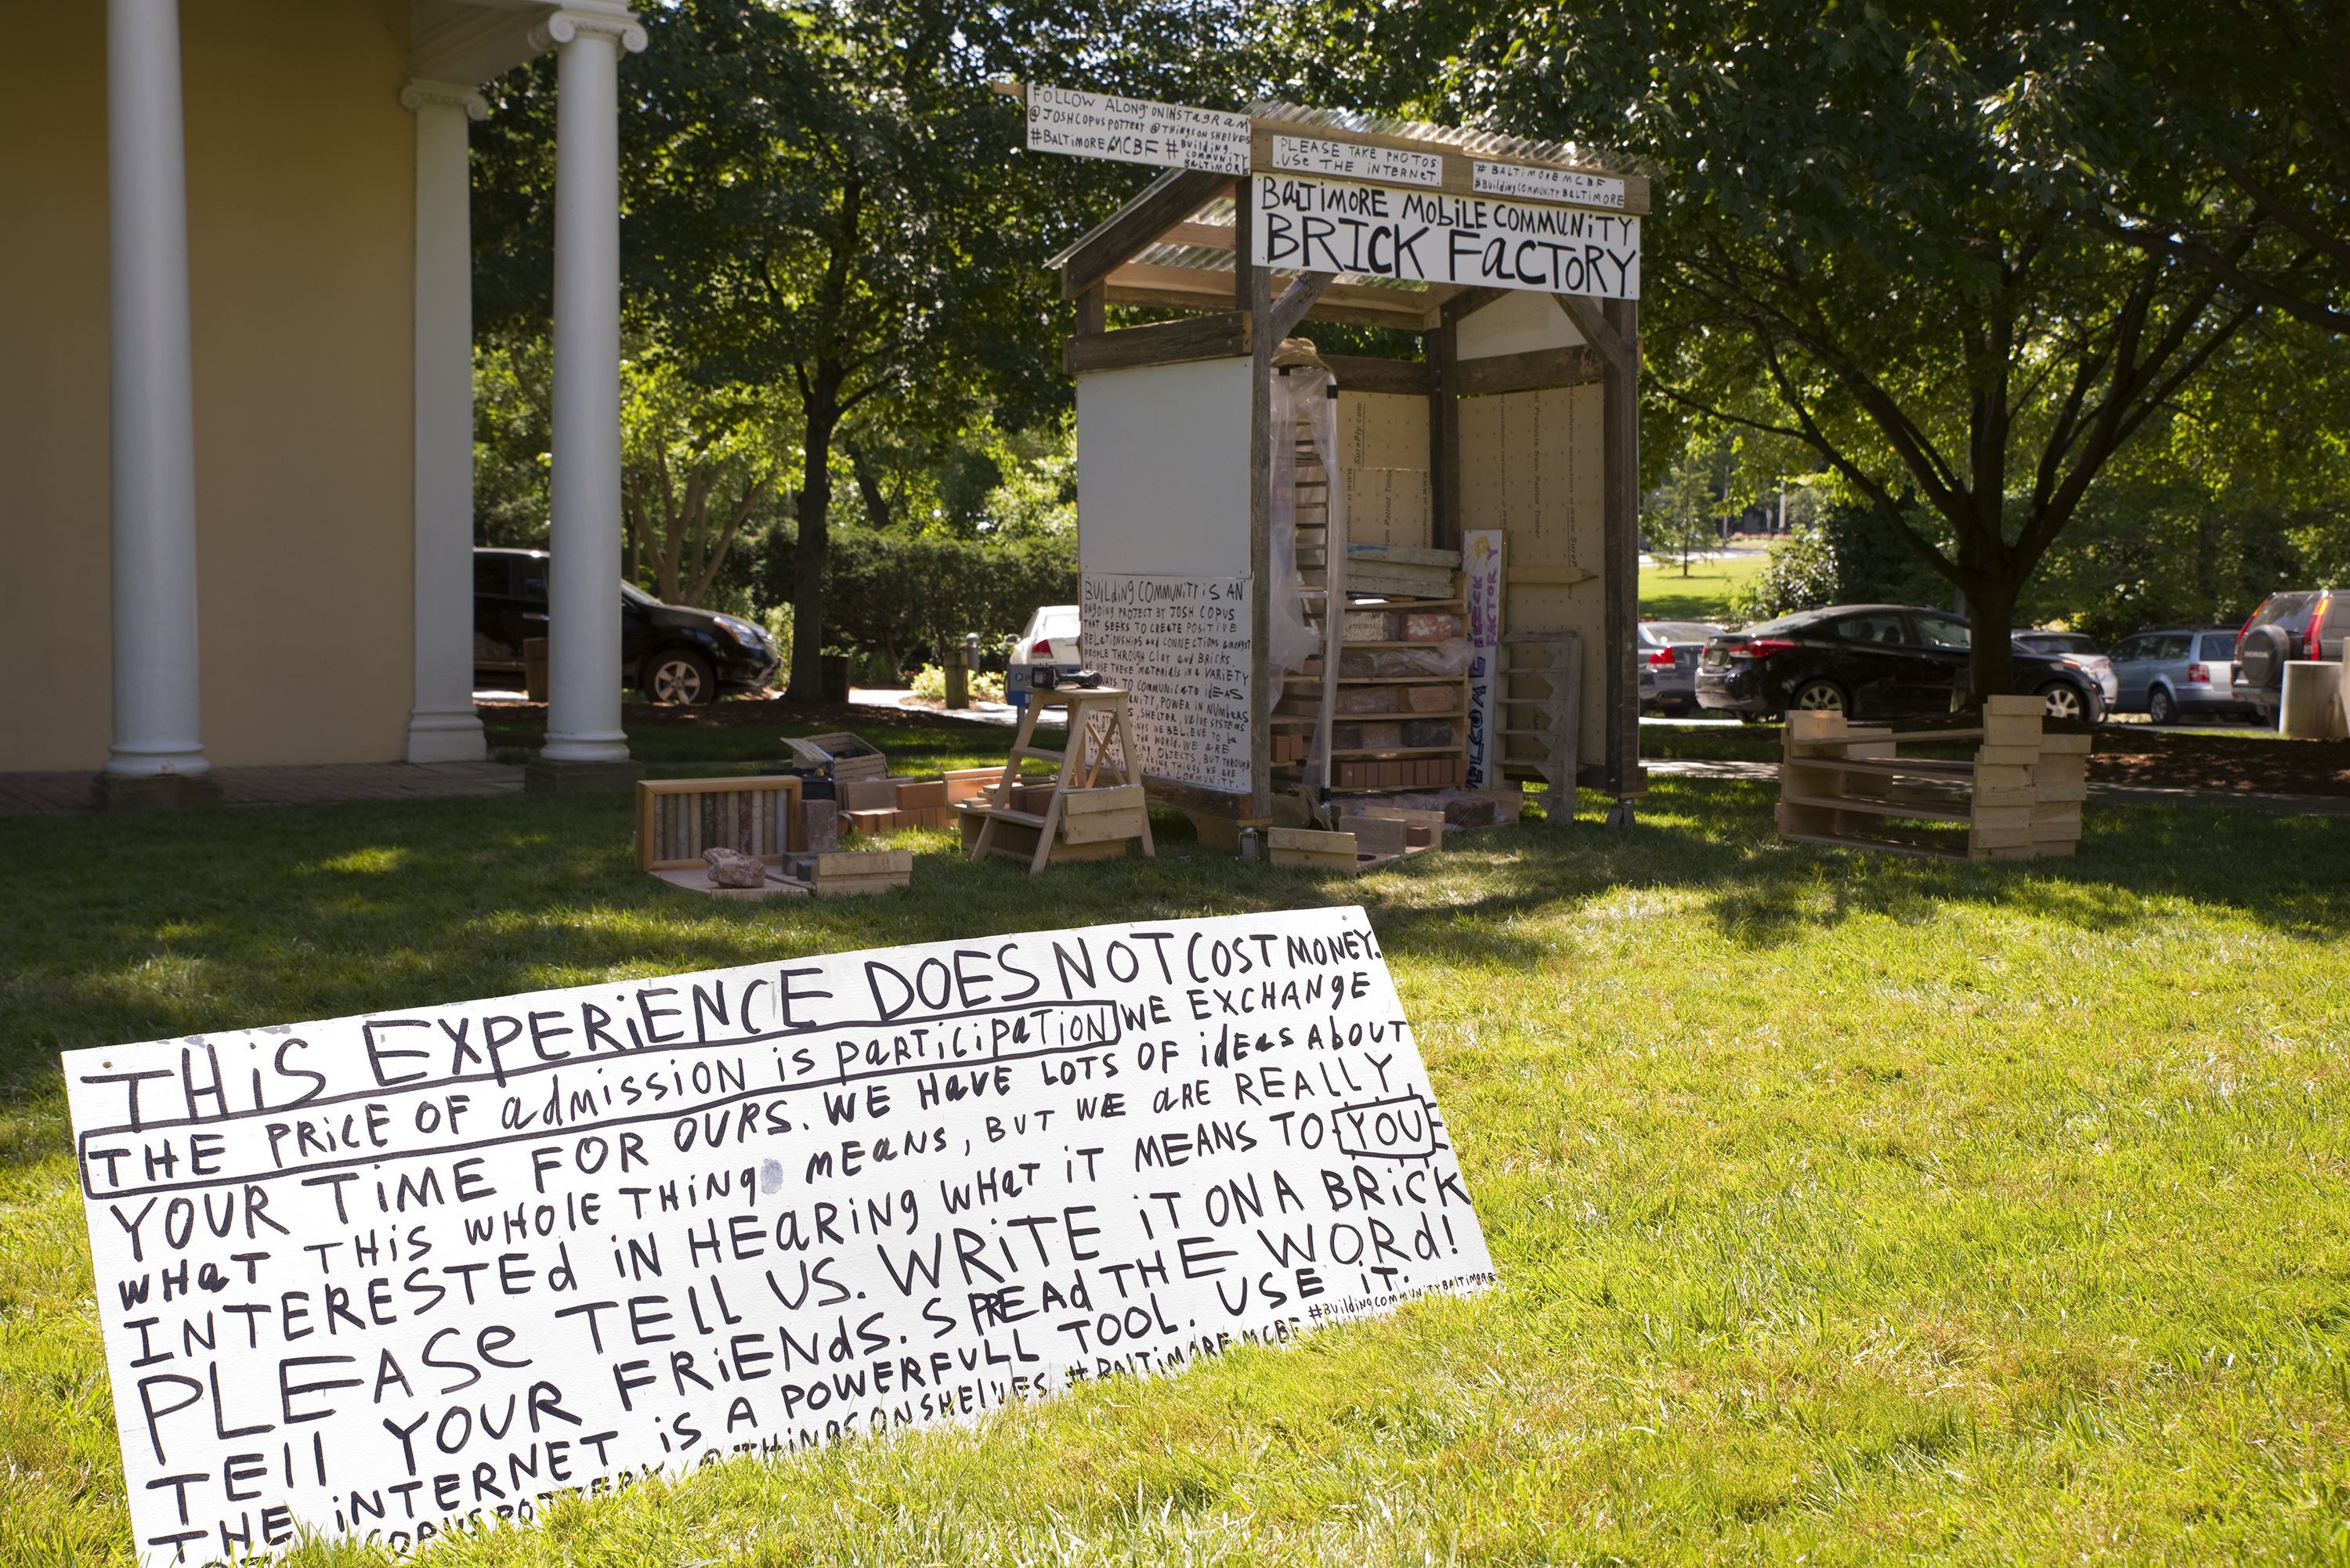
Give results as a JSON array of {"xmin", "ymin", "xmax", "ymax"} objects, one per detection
[{"xmin": 1777, "ymin": 696, "xmax": 2088, "ymax": 862}]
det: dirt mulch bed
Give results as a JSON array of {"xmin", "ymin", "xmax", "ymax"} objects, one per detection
[
  {"xmin": 2086, "ymin": 726, "xmax": 2350, "ymax": 797},
  {"xmin": 479, "ymin": 696, "xmax": 1000, "ymax": 736}
]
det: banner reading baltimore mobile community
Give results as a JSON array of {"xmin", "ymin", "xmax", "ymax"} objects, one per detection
[{"xmin": 64, "ymin": 909, "xmax": 1493, "ymax": 1559}]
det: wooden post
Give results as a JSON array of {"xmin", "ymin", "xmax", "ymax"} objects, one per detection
[
  {"xmin": 1231, "ymin": 185, "xmax": 1253, "ymax": 312},
  {"xmin": 1074, "ymin": 280, "xmax": 1105, "ymax": 336},
  {"xmin": 1429, "ymin": 306, "xmax": 1464, "ymax": 555},
  {"xmin": 1600, "ymin": 297, "xmax": 1641, "ymax": 813},
  {"xmin": 1249, "ymin": 261, "xmax": 1274, "ymax": 825}
]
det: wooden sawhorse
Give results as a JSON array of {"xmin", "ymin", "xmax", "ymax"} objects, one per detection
[{"xmin": 971, "ymin": 688, "xmax": 1155, "ymax": 873}]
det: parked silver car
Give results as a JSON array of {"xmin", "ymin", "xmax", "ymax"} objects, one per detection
[
  {"xmin": 2011, "ymin": 630, "xmax": 2118, "ymax": 712},
  {"xmin": 2109, "ymin": 625, "xmax": 2254, "ymax": 723},
  {"xmin": 1638, "ymin": 620, "xmax": 1723, "ymax": 715}
]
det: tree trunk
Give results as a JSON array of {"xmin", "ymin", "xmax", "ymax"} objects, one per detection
[
  {"xmin": 1961, "ymin": 571, "xmax": 2019, "ymax": 706},
  {"xmin": 788, "ymin": 359, "xmax": 846, "ymax": 700},
  {"xmin": 847, "ymin": 442, "xmax": 894, "ymax": 531}
]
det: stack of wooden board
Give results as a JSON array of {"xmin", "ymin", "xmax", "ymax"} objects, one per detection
[
  {"xmin": 1497, "ymin": 630, "xmax": 1582, "ymax": 818},
  {"xmin": 839, "ymin": 776, "xmax": 953, "ymax": 834},
  {"xmin": 1777, "ymin": 696, "xmax": 2089, "ymax": 862}
]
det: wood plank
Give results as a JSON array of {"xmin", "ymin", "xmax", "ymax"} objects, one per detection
[
  {"xmin": 1430, "ymin": 305, "xmax": 1464, "ymax": 553},
  {"xmin": 1452, "ymin": 343, "xmax": 1607, "ymax": 397},
  {"xmin": 1506, "ymin": 564, "xmax": 1596, "ymax": 586},
  {"xmin": 1780, "ymin": 828, "xmax": 1966, "ymax": 862},
  {"xmin": 1064, "ymin": 312, "xmax": 1250, "ymax": 375},
  {"xmin": 1791, "ymin": 728, "xmax": 1987, "ymax": 750},
  {"xmin": 1243, "ymin": 119, "xmax": 1652, "ymax": 215},
  {"xmin": 1781, "ymin": 793, "xmax": 1972, "ymax": 822},
  {"xmin": 1060, "ymin": 807, "xmax": 1148, "ymax": 844},
  {"xmin": 1321, "ymin": 353, "xmax": 1436, "ymax": 396},
  {"xmin": 1060, "ymin": 784, "xmax": 1146, "ymax": 815},
  {"xmin": 1058, "ymin": 168, "xmax": 1237, "ymax": 298}
]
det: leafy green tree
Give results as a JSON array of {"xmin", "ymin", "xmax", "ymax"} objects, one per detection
[
  {"xmin": 2102, "ymin": 0, "xmax": 2350, "ymax": 338},
  {"xmin": 1462, "ymin": 0, "xmax": 2262, "ymax": 694}
]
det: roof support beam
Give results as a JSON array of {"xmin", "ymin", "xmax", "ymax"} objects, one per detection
[{"xmin": 1058, "ymin": 168, "xmax": 1236, "ymax": 299}]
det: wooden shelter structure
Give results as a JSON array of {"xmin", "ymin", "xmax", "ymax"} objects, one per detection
[{"xmin": 1033, "ymin": 97, "xmax": 1652, "ymax": 836}]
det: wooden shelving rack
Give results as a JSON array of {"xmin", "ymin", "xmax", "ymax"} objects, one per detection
[{"xmin": 1777, "ymin": 695, "xmax": 2089, "ymax": 862}]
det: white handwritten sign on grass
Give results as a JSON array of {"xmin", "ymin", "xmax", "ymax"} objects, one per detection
[{"xmin": 66, "ymin": 909, "xmax": 1492, "ymax": 1560}]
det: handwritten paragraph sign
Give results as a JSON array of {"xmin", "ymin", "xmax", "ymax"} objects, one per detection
[
  {"xmin": 1251, "ymin": 174, "xmax": 1641, "ymax": 300},
  {"xmin": 1025, "ymin": 85, "xmax": 1249, "ymax": 177},
  {"xmin": 1079, "ymin": 573, "xmax": 1252, "ymax": 795},
  {"xmin": 66, "ymin": 909, "xmax": 1491, "ymax": 1560}
]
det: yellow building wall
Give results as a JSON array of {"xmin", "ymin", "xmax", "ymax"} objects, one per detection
[{"xmin": 0, "ymin": 1, "xmax": 414, "ymax": 771}]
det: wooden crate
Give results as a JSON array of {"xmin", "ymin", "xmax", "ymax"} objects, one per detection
[
  {"xmin": 636, "ymin": 776, "xmax": 802, "ymax": 872},
  {"xmin": 786, "ymin": 732, "xmax": 888, "ymax": 783},
  {"xmin": 1269, "ymin": 826, "xmax": 1361, "ymax": 872},
  {"xmin": 1777, "ymin": 696, "xmax": 2084, "ymax": 862},
  {"xmin": 802, "ymin": 848, "xmax": 913, "ymax": 898}
]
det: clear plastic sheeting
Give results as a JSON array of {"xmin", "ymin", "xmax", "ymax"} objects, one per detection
[{"xmin": 1266, "ymin": 367, "xmax": 1332, "ymax": 714}]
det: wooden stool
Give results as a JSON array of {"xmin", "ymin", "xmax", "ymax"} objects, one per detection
[{"xmin": 971, "ymin": 688, "xmax": 1156, "ymax": 873}]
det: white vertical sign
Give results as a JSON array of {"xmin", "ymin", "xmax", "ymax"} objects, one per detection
[{"xmin": 1463, "ymin": 531, "xmax": 1503, "ymax": 789}]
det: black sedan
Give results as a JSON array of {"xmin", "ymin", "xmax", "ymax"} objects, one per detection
[
  {"xmin": 1694, "ymin": 604, "xmax": 2107, "ymax": 722},
  {"xmin": 474, "ymin": 547, "xmax": 779, "ymax": 703}
]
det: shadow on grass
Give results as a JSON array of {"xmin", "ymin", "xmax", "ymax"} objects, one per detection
[{"xmin": 2, "ymin": 778, "xmax": 2341, "ymax": 1143}]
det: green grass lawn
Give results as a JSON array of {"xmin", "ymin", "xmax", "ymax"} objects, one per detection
[
  {"xmin": 1640, "ymin": 550, "xmax": 1766, "ymax": 622},
  {"xmin": 5, "ymin": 781, "xmax": 2350, "ymax": 1564}
]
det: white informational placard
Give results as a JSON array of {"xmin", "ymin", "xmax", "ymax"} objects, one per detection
[
  {"xmin": 1251, "ymin": 174, "xmax": 1641, "ymax": 300},
  {"xmin": 67, "ymin": 909, "xmax": 1491, "ymax": 1560},
  {"xmin": 1026, "ymin": 85, "xmax": 1249, "ymax": 176},
  {"xmin": 1079, "ymin": 573, "xmax": 1253, "ymax": 795},
  {"xmin": 1473, "ymin": 160, "xmax": 1628, "ymax": 211},
  {"xmin": 1271, "ymin": 134, "xmax": 1442, "ymax": 189},
  {"xmin": 1462, "ymin": 530, "xmax": 1504, "ymax": 789}
]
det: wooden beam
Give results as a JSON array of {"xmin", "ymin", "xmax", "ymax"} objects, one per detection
[
  {"xmin": 1058, "ymin": 168, "xmax": 1235, "ymax": 300},
  {"xmin": 1246, "ymin": 121, "xmax": 1652, "ymax": 215},
  {"xmin": 1427, "ymin": 291, "xmax": 1484, "ymax": 555},
  {"xmin": 1320, "ymin": 353, "xmax": 1436, "ymax": 395},
  {"xmin": 1159, "ymin": 220, "xmax": 1235, "ymax": 251},
  {"xmin": 1074, "ymin": 280, "xmax": 1105, "ymax": 336},
  {"xmin": 1248, "ymin": 262, "xmax": 1274, "ymax": 822},
  {"xmin": 1062, "ymin": 312, "xmax": 1251, "ymax": 375},
  {"xmin": 1230, "ymin": 194, "xmax": 1253, "ymax": 313},
  {"xmin": 1267, "ymin": 271, "xmax": 1338, "ymax": 341},
  {"xmin": 1451, "ymin": 343, "xmax": 1607, "ymax": 398},
  {"xmin": 1553, "ymin": 293, "xmax": 1636, "ymax": 375},
  {"xmin": 1599, "ymin": 295, "xmax": 1643, "ymax": 804}
]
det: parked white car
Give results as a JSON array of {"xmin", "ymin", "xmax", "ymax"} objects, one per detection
[{"xmin": 1005, "ymin": 605, "xmax": 1083, "ymax": 710}]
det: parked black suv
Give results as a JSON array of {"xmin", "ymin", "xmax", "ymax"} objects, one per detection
[
  {"xmin": 1694, "ymin": 604, "xmax": 2108, "ymax": 721},
  {"xmin": 2230, "ymin": 590, "xmax": 2348, "ymax": 726},
  {"xmin": 473, "ymin": 548, "xmax": 779, "ymax": 703}
]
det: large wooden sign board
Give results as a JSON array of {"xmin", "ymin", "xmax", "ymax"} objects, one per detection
[{"xmin": 66, "ymin": 909, "xmax": 1491, "ymax": 1559}]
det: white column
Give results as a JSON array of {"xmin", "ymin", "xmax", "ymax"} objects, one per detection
[
  {"xmin": 402, "ymin": 81, "xmax": 491, "ymax": 763},
  {"xmin": 536, "ymin": 10, "xmax": 645, "ymax": 764},
  {"xmin": 105, "ymin": 0, "xmax": 208, "ymax": 780}
]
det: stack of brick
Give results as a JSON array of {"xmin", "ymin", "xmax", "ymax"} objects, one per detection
[
  {"xmin": 840, "ymin": 776, "xmax": 954, "ymax": 836},
  {"xmin": 1336, "ymin": 757, "xmax": 1466, "ymax": 789}
]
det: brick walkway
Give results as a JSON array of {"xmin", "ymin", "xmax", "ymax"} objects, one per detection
[{"xmin": 0, "ymin": 761, "xmax": 526, "ymax": 815}]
